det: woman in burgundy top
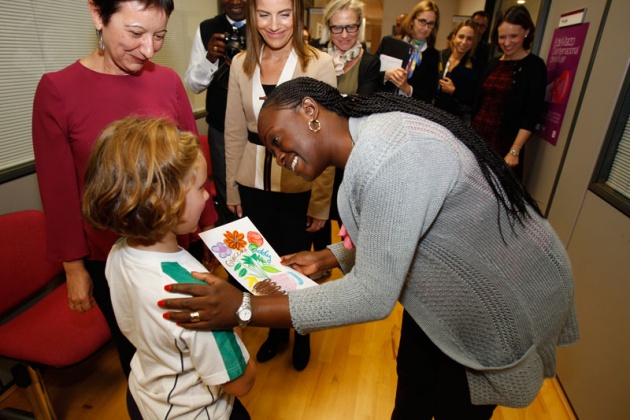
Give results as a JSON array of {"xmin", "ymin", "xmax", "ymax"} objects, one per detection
[
  {"xmin": 471, "ymin": 5, "xmax": 546, "ymax": 180},
  {"xmin": 32, "ymin": 0, "xmax": 217, "ymax": 384}
]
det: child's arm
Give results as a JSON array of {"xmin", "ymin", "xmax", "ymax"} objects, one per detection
[
  {"xmin": 219, "ymin": 327, "xmax": 255, "ymax": 396},
  {"xmin": 220, "ymin": 327, "xmax": 256, "ymax": 396},
  {"xmin": 221, "ymin": 356, "xmax": 256, "ymax": 397},
  {"xmin": 189, "ymin": 325, "xmax": 256, "ymax": 397}
]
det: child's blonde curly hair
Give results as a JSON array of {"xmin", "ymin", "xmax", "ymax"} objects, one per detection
[{"xmin": 83, "ymin": 116, "xmax": 202, "ymax": 243}]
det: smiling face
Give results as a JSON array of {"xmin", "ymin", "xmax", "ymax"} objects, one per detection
[
  {"xmin": 255, "ymin": 0, "xmax": 294, "ymax": 52},
  {"xmin": 175, "ymin": 155, "xmax": 209, "ymax": 235},
  {"xmin": 329, "ymin": 8, "xmax": 360, "ymax": 53},
  {"xmin": 91, "ymin": 1, "xmax": 169, "ymax": 75},
  {"xmin": 497, "ymin": 22, "xmax": 529, "ymax": 59},
  {"xmin": 222, "ymin": 0, "xmax": 246, "ymax": 21},
  {"xmin": 411, "ymin": 10, "xmax": 437, "ymax": 42},
  {"xmin": 258, "ymin": 105, "xmax": 328, "ymax": 181},
  {"xmin": 452, "ymin": 25, "xmax": 475, "ymax": 55}
]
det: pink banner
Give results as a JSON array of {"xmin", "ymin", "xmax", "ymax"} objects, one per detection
[{"xmin": 536, "ymin": 23, "xmax": 589, "ymax": 145}]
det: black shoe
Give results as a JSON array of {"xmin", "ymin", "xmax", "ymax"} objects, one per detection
[
  {"xmin": 292, "ymin": 333, "xmax": 310, "ymax": 371},
  {"xmin": 256, "ymin": 329, "xmax": 288, "ymax": 363}
]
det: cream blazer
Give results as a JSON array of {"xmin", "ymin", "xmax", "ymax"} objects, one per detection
[{"xmin": 224, "ymin": 47, "xmax": 337, "ymax": 220}]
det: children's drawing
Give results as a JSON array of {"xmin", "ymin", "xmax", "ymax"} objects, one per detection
[{"xmin": 199, "ymin": 217, "xmax": 317, "ymax": 295}]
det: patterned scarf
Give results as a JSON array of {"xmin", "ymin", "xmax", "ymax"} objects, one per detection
[
  {"xmin": 405, "ymin": 38, "xmax": 427, "ymax": 79},
  {"xmin": 327, "ymin": 40, "xmax": 362, "ymax": 76}
]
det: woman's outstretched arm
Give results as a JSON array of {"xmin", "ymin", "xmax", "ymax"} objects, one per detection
[{"xmin": 159, "ymin": 274, "xmax": 294, "ymax": 330}]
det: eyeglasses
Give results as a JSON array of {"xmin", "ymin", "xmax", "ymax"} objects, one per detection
[
  {"xmin": 415, "ymin": 18, "xmax": 436, "ymax": 29},
  {"xmin": 473, "ymin": 22, "xmax": 488, "ymax": 29},
  {"xmin": 329, "ymin": 23, "xmax": 360, "ymax": 34}
]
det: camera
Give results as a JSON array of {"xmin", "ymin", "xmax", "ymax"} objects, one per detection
[{"xmin": 223, "ymin": 25, "xmax": 246, "ymax": 62}]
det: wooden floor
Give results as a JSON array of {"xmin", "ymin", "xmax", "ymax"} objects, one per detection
[
  {"xmin": 0, "ymin": 227, "xmax": 576, "ymax": 419},
  {"xmin": 0, "ymin": 275, "xmax": 575, "ymax": 419}
]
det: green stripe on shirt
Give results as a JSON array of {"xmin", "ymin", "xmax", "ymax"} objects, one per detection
[{"xmin": 162, "ymin": 262, "xmax": 247, "ymax": 379}]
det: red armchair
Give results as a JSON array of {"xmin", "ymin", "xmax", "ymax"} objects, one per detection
[{"xmin": 0, "ymin": 210, "xmax": 111, "ymax": 419}]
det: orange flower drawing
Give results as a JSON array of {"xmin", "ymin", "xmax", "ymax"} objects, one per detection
[{"xmin": 224, "ymin": 230, "xmax": 247, "ymax": 250}]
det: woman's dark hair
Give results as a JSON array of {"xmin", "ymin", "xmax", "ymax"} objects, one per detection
[
  {"xmin": 471, "ymin": 10, "xmax": 489, "ymax": 21},
  {"xmin": 262, "ymin": 77, "xmax": 541, "ymax": 232},
  {"xmin": 92, "ymin": 0, "xmax": 174, "ymax": 26},
  {"xmin": 491, "ymin": 5, "xmax": 536, "ymax": 50}
]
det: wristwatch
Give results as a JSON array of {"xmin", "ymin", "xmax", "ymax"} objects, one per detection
[
  {"xmin": 236, "ymin": 292, "xmax": 252, "ymax": 328},
  {"xmin": 510, "ymin": 148, "xmax": 521, "ymax": 156}
]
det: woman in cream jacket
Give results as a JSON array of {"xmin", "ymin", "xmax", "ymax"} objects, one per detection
[{"xmin": 224, "ymin": 0, "xmax": 336, "ymax": 371}]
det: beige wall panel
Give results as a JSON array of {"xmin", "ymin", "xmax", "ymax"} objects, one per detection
[
  {"xmin": 557, "ymin": 191, "xmax": 630, "ymax": 419},
  {"xmin": 525, "ymin": 0, "xmax": 607, "ymax": 216}
]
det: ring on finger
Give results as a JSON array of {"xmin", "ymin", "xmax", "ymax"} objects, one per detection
[
  {"xmin": 213, "ymin": 45, "xmax": 218, "ymax": 52},
  {"xmin": 190, "ymin": 311, "xmax": 201, "ymax": 323}
]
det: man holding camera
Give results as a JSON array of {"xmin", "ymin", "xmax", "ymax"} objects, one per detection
[{"xmin": 185, "ymin": 0, "xmax": 246, "ymax": 226}]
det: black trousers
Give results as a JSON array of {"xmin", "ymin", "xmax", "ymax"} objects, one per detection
[
  {"xmin": 392, "ymin": 310, "xmax": 496, "ymax": 420},
  {"xmin": 239, "ymin": 186, "xmax": 312, "ymax": 348}
]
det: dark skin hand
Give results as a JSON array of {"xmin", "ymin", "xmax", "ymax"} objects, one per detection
[
  {"xmin": 206, "ymin": 33, "xmax": 229, "ymax": 63},
  {"xmin": 160, "ymin": 272, "xmax": 292, "ymax": 330},
  {"xmin": 159, "ymin": 249, "xmax": 339, "ymax": 329},
  {"xmin": 282, "ymin": 249, "xmax": 339, "ymax": 279}
]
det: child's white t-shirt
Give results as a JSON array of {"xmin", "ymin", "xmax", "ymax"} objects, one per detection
[{"xmin": 106, "ymin": 238, "xmax": 249, "ymax": 419}]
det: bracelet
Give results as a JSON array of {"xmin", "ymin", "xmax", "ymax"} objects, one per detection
[{"xmin": 510, "ymin": 149, "xmax": 520, "ymax": 156}]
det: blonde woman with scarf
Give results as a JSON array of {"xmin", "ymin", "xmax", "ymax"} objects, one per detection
[
  {"xmin": 309, "ymin": 0, "xmax": 380, "ymax": 258},
  {"xmin": 376, "ymin": 0, "xmax": 440, "ymax": 103},
  {"xmin": 315, "ymin": 0, "xmax": 380, "ymax": 95}
]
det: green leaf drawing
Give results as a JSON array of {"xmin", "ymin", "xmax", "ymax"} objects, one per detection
[{"xmin": 262, "ymin": 266, "xmax": 281, "ymax": 274}]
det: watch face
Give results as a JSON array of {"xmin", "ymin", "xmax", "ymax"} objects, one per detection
[{"xmin": 239, "ymin": 309, "xmax": 252, "ymax": 321}]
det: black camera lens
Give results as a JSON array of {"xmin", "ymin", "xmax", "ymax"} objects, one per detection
[{"xmin": 223, "ymin": 25, "xmax": 246, "ymax": 62}]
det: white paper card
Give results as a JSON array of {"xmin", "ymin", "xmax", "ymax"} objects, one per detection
[
  {"xmin": 379, "ymin": 54, "xmax": 403, "ymax": 72},
  {"xmin": 199, "ymin": 217, "xmax": 317, "ymax": 295}
]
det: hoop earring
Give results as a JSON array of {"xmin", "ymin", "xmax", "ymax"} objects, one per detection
[
  {"xmin": 308, "ymin": 118, "xmax": 321, "ymax": 133},
  {"xmin": 96, "ymin": 29, "xmax": 105, "ymax": 52}
]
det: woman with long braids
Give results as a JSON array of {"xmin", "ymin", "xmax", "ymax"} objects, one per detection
[{"xmin": 160, "ymin": 77, "xmax": 579, "ymax": 419}]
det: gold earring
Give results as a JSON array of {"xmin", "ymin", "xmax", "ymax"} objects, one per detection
[{"xmin": 308, "ymin": 118, "xmax": 321, "ymax": 133}]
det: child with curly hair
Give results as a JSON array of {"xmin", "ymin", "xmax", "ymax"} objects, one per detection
[{"xmin": 83, "ymin": 116, "xmax": 255, "ymax": 419}]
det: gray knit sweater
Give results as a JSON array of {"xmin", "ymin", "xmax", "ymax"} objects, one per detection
[{"xmin": 288, "ymin": 113, "xmax": 579, "ymax": 408}]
